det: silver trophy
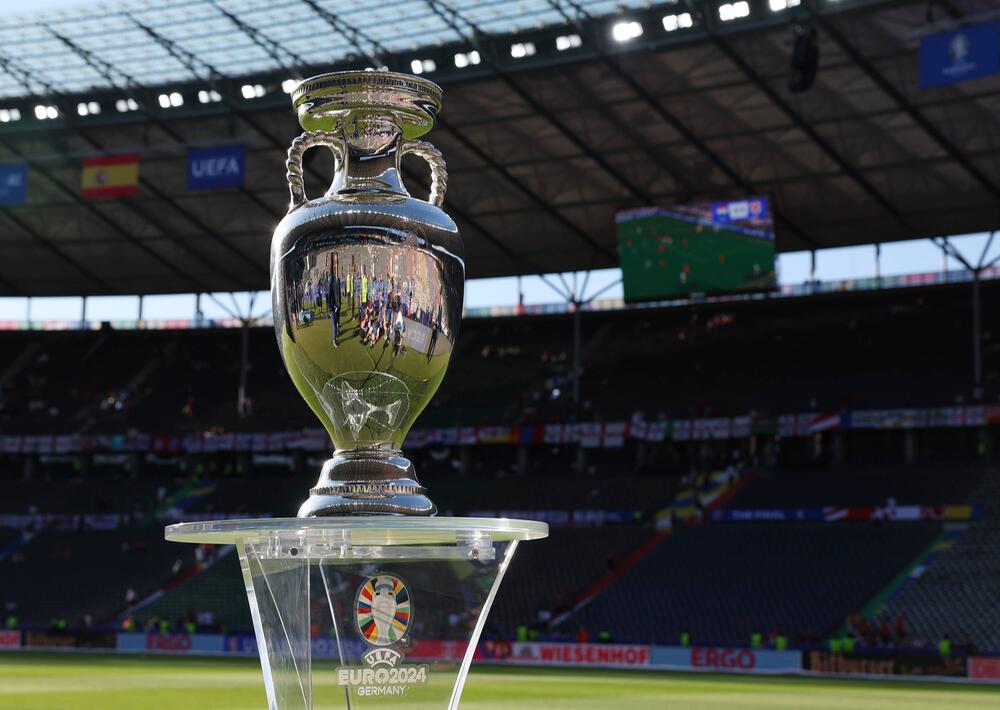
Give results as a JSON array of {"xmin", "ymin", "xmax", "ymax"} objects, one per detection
[
  {"xmin": 271, "ymin": 70, "xmax": 463, "ymax": 517},
  {"xmin": 168, "ymin": 72, "xmax": 547, "ymax": 710}
]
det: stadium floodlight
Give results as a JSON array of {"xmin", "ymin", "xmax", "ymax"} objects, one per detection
[
  {"xmin": 115, "ymin": 98, "xmax": 139, "ymax": 113},
  {"xmin": 198, "ymin": 89, "xmax": 222, "ymax": 103},
  {"xmin": 719, "ymin": 1, "xmax": 751, "ymax": 21},
  {"xmin": 241, "ymin": 83, "xmax": 265, "ymax": 99},
  {"xmin": 769, "ymin": 0, "xmax": 800, "ymax": 9},
  {"xmin": 76, "ymin": 101, "xmax": 101, "ymax": 116},
  {"xmin": 158, "ymin": 92, "xmax": 183, "ymax": 108},
  {"xmin": 663, "ymin": 12, "xmax": 693, "ymax": 31},
  {"xmin": 612, "ymin": 20, "xmax": 643, "ymax": 42},
  {"xmin": 410, "ymin": 59, "xmax": 437, "ymax": 74},
  {"xmin": 0, "ymin": 108, "xmax": 19, "ymax": 122},
  {"xmin": 281, "ymin": 79, "xmax": 299, "ymax": 94},
  {"xmin": 511, "ymin": 42, "xmax": 536, "ymax": 58},
  {"xmin": 34, "ymin": 104, "xmax": 58, "ymax": 120},
  {"xmin": 556, "ymin": 33, "xmax": 582, "ymax": 50},
  {"xmin": 454, "ymin": 50, "xmax": 481, "ymax": 68}
]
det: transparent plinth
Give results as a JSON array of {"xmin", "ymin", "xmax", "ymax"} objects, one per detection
[{"xmin": 166, "ymin": 518, "xmax": 547, "ymax": 710}]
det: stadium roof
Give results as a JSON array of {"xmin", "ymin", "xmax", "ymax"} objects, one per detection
[{"xmin": 0, "ymin": 0, "xmax": 998, "ymax": 296}]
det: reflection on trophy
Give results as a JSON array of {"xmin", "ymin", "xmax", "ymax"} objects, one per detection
[{"xmin": 270, "ymin": 70, "xmax": 464, "ymax": 517}]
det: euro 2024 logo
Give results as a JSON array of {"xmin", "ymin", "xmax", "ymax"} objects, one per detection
[
  {"xmin": 340, "ymin": 574, "xmax": 428, "ymax": 697},
  {"xmin": 356, "ymin": 574, "xmax": 411, "ymax": 646},
  {"xmin": 949, "ymin": 32, "xmax": 971, "ymax": 68}
]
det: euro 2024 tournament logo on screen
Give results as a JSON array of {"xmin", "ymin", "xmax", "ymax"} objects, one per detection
[
  {"xmin": 946, "ymin": 31, "xmax": 974, "ymax": 76},
  {"xmin": 339, "ymin": 574, "xmax": 428, "ymax": 698}
]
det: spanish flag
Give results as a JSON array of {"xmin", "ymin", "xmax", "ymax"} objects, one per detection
[{"xmin": 81, "ymin": 154, "xmax": 139, "ymax": 199}]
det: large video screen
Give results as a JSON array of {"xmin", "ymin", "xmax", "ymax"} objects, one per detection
[{"xmin": 616, "ymin": 196, "xmax": 776, "ymax": 301}]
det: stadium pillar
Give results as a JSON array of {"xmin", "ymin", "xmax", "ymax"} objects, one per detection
[
  {"xmin": 25, "ymin": 298, "xmax": 30, "ymax": 328},
  {"xmin": 832, "ymin": 432, "xmax": 846, "ymax": 463},
  {"xmin": 903, "ymin": 430, "xmax": 917, "ymax": 464},
  {"xmin": 137, "ymin": 295, "xmax": 144, "ymax": 326},
  {"xmin": 972, "ymin": 268, "xmax": 983, "ymax": 400},
  {"xmin": 238, "ymin": 319, "xmax": 250, "ymax": 416},
  {"xmin": 572, "ymin": 303, "xmax": 582, "ymax": 406},
  {"xmin": 80, "ymin": 296, "xmax": 87, "ymax": 327}
]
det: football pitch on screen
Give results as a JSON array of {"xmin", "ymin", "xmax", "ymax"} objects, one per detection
[{"xmin": 0, "ymin": 654, "xmax": 998, "ymax": 710}]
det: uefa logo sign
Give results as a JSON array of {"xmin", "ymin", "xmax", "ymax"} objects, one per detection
[{"xmin": 355, "ymin": 574, "xmax": 412, "ymax": 646}]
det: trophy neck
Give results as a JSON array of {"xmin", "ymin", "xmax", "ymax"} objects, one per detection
[
  {"xmin": 328, "ymin": 117, "xmax": 407, "ymax": 198},
  {"xmin": 291, "ymin": 70, "xmax": 442, "ymax": 202}
]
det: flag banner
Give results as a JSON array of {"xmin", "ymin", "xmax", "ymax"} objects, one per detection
[
  {"xmin": 81, "ymin": 154, "xmax": 139, "ymax": 199},
  {"xmin": 187, "ymin": 145, "xmax": 246, "ymax": 191},
  {"xmin": 920, "ymin": 21, "xmax": 1000, "ymax": 89},
  {"xmin": 0, "ymin": 163, "xmax": 27, "ymax": 205},
  {"xmin": 602, "ymin": 421, "xmax": 627, "ymax": 448}
]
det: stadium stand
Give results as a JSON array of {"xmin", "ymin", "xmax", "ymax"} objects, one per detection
[
  {"xmin": 0, "ymin": 281, "xmax": 994, "ymax": 437},
  {"xmin": 1, "ymin": 528, "xmax": 192, "ymax": 627},
  {"xmin": 560, "ymin": 521, "xmax": 941, "ymax": 646},
  {"xmin": 879, "ymin": 469, "xmax": 1000, "ymax": 652},
  {"xmin": 730, "ymin": 463, "xmax": 984, "ymax": 508}
]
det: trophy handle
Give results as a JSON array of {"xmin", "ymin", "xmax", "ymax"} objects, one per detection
[
  {"xmin": 399, "ymin": 139, "xmax": 448, "ymax": 208},
  {"xmin": 285, "ymin": 131, "xmax": 345, "ymax": 208}
]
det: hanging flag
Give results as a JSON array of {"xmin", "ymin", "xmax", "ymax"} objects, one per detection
[
  {"xmin": 0, "ymin": 163, "xmax": 27, "ymax": 205},
  {"xmin": 187, "ymin": 145, "xmax": 246, "ymax": 191},
  {"xmin": 81, "ymin": 154, "xmax": 139, "ymax": 199},
  {"xmin": 920, "ymin": 21, "xmax": 1000, "ymax": 89}
]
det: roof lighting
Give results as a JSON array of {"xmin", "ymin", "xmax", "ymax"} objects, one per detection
[
  {"xmin": 410, "ymin": 59, "xmax": 436, "ymax": 75},
  {"xmin": 556, "ymin": 34, "xmax": 582, "ymax": 51},
  {"xmin": 663, "ymin": 13, "xmax": 693, "ymax": 31},
  {"xmin": 281, "ymin": 79, "xmax": 299, "ymax": 94},
  {"xmin": 612, "ymin": 21, "xmax": 643, "ymax": 42},
  {"xmin": 115, "ymin": 98, "xmax": 139, "ymax": 113},
  {"xmin": 76, "ymin": 101, "xmax": 100, "ymax": 116},
  {"xmin": 454, "ymin": 50, "xmax": 481, "ymax": 68},
  {"xmin": 241, "ymin": 84, "xmax": 265, "ymax": 99},
  {"xmin": 158, "ymin": 92, "xmax": 183, "ymax": 108},
  {"xmin": 719, "ymin": 2, "xmax": 750, "ymax": 21},
  {"xmin": 34, "ymin": 104, "xmax": 58, "ymax": 120},
  {"xmin": 198, "ymin": 89, "xmax": 222, "ymax": 103},
  {"xmin": 0, "ymin": 108, "xmax": 20, "ymax": 123},
  {"xmin": 511, "ymin": 42, "xmax": 536, "ymax": 58},
  {"xmin": 769, "ymin": 0, "xmax": 800, "ymax": 9}
]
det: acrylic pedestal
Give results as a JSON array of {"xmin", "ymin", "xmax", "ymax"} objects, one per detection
[{"xmin": 166, "ymin": 517, "xmax": 548, "ymax": 710}]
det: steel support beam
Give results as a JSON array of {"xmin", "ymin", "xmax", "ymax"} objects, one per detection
[
  {"xmin": 0, "ymin": 54, "xmax": 222, "ymax": 292},
  {"xmin": 47, "ymin": 29, "xmax": 269, "ymax": 285},
  {"xmin": 297, "ymin": 0, "xmax": 568, "ymax": 275},
  {"xmin": 681, "ymin": 0, "xmax": 918, "ymax": 238},
  {"xmin": 805, "ymin": 0, "xmax": 1000, "ymax": 203},
  {"xmin": 549, "ymin": 0, "xmax": 818, "ymax": 247},
  {"xmin": 423, "ymin": 0, "xmax": 654, "ymax": 207}
]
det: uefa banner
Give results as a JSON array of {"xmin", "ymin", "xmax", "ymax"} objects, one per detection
[
  {"xmin": 651, "ymin": 646, "xmax": 801, "ymax": 674},
  {"xmin": 0, "ymin": 630, "xmax": 21, "ymax": 650}
]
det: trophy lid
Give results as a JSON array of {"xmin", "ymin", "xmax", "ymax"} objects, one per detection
[{"xmin": 291, "ymin": 70, "xmax": 442, "ymax": 139}]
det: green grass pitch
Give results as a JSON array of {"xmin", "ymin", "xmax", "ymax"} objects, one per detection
[{"xmin": 0, "ymin": 654, "xmax": 998, "ymax": 709}]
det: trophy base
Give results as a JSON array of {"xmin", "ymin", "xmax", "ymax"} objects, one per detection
[
  {"xmin": 298, "ymin": 453, "xmax": 436, "ymax": 517},
  {"xmin": 166, "ymin": 517, "xmax": 548, "ymax": 710}
]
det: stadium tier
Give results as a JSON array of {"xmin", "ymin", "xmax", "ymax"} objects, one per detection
[{"xmin": 0, "ymin": 281, "xmax": 995, "ymax": 437}]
